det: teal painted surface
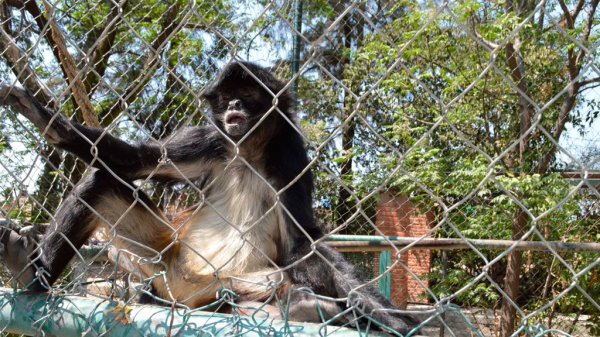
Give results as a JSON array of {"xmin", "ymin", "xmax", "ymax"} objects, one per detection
[
  {"xmin": 378, "ymin": 251, "xmax": 392, "ymax": 300},
  {"xmin": 0, "ymin": 288, "xmax": 388, "ymax": 337}
]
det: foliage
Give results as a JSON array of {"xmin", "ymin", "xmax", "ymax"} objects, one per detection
[
  {"xmin": 299, "ymin": 0, "xmax": 600, "ymax": 331},
  {"xmin": 0, "ymin": 0, "xmax": 240, "ymax": 221},
  {"xmin": 0, "ymin": 0, "xmax": 599, "ymax": 334}
]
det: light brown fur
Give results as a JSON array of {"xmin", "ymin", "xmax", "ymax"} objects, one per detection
[{"xmin": 97, "ymin": 156, "xmax": 290, "ymax": 309}]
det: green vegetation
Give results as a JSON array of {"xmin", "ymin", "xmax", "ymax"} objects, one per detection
[{"xmin": 0, "ymin": 0, "xmax": 598, "ymax": 335}]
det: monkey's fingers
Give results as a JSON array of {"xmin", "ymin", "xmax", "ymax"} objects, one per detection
[
  {"xmin": 0, "ymin": 224, "xmax": 38, "ymax": 288},
  {"xmin": 0, "ymin": 86, "xmax": 69, "ymax": 145}
]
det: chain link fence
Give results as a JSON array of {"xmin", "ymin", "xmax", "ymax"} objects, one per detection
[{"xmin": 0, "ymin": 0, "xmax": 599, "ymax": 336}]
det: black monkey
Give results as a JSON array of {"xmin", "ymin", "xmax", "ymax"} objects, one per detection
[{"xmin": 0, "ymin": 62, "xmax": 416, "ymax": 335}]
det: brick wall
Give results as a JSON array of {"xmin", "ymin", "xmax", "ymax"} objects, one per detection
[{"xmin": 375, "ymin": 192, "xmax": 433, "ymax": 307}]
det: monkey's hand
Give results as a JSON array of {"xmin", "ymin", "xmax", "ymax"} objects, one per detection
[
  {"xmin": 0, "ymin": 221, "xmax": 39, "ymax": 288},
  {"xmin": 0, "ymin": 86, "xmax": 70, "ymax": 146}
]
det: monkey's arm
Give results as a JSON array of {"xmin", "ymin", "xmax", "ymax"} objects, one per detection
[
  {"xmin": 0, "ymin": 87, "xmax": 223, "ymax": 181},
  {"xmin": 265, "ymin": 129, "xmax": 418, "ymax": 334},
  {"xmin": 265, "ymin": 129, "xmax": 323, "ymax": 243}
]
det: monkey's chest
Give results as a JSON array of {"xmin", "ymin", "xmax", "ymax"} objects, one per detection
[{"xmin": 180, "ymin": 165, "xmax": 285, "ymax": 275}]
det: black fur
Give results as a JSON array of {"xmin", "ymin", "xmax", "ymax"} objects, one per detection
[
  {"xmin": 0, "ymin": 62, "xmax": 416, "ymax": 335},
  {"xmin": 28, "ymin": 170, "xmax": 161, "ymax": 291}
]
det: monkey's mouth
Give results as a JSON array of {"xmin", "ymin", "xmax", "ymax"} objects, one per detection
[
  {"xmin": 224, "ymin": 111, "xmax": 249, "ymax": 137},
  {"xmin": 225, "ymin": 112, "xmax": 247, "ymax": 126}
]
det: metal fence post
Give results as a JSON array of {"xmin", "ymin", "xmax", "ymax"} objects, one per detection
[{"xmin": 378, "ymin": 250, "xmax": 391, "ymax": 300}]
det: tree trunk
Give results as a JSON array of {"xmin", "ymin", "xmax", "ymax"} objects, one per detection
[
  {"xmin": 336, "ymin": 115, "xmax": 355, "ymax": 225},
  {"xmin": 499, "ymin": 208, "xmax": 528, "ymax": 337},
  {"xmin": 335, "ymin": 10, "xmax": 356, "ymax": 226}
]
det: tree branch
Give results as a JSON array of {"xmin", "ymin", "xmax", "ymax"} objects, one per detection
[
  {"xmin": 537, "ymin": 83, "xmax": 580, "ymax": 173},
  {"xmin": 582, "ymin": 0, "xmax": 599, "ymax": 42},
  {"xmin": 578, "ymin": 83, "xmax": 600, "ymax": 94},
  {"xmin": 0, "ymin": 27, "xmax": 54, "ymax": 106},
  {"xmin": 40, "ymin": 0, "xmax": 98, "ymax": 126},
  {"xmin": 563, "ymin": 19, "xmax": 581, "ymax": 90},
  {"xmin": 579, "ymin": 77, "xmax": 600, "ymax": 88},
  {"xmin": 4, "ymin": 0, "xmax": 98, "ymax": 125},
  {"xmin": 537, "ymin": 0, "xmax": 547, "ymax": 31},
  {"xmin": 505, "ymin": 40, "xmax": 532, "ymax": 166},
  {"xmin": 558, "ymin": 0, "xmax": 574, "ymax": 29},
  {"xmin": 576, "ymin": 0, "xmax": 599, "ymax": 65},
  {"xmin": 537, "ymin": 1, "xmax": 598, "ymax": 173},
  {"xmin": 572, "ymin": 0, "xmax": 586, "ymax": 22},
  {"xmin": 83, "ymin": 0, "xmax": 128, "ymax": 96},
  {"xmin": 473, "ymin": 29, "xmax": 499, "ymax": 50},
  {"xmin": 558, "ymin": 0, "xmax": 587, "ymax": 27},
  {"xmin": 101, "ymin": 2, "xmax": 181, "ymax": 123}
]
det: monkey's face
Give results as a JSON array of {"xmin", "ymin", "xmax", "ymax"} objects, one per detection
[
  {"xmin": 203, "ymin": 62, "xmax": 292, "ymax": 141},
  {"xmin": 205, "ymin": 85, "xmax": 270, "ymax": 139}
]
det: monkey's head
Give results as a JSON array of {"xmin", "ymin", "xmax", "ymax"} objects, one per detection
[{"xmin": 202, "ymin": 62, "xmax": 293, "ymax": 140}]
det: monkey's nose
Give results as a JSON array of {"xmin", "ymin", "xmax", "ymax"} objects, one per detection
[{"xmin": 228, "ymin": 99, "xmax": 242, "ymax": 110}]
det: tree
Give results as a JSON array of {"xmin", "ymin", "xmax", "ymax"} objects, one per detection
[
  {"xmin": 0, "ymin": 0, "xmax": 237, "ymax": 221},
  {"xmin": 297, "ymin": 0, "xmax": 411, "ymax": 232},
  {"xmin": 307, "ymin": 0, "xmax": 599, "ymax": 334}
]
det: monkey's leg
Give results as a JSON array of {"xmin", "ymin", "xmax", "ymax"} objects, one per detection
[
  {"xmin": 161, "ymin": 261, "xmax": 289, "ymax": 310},
  {"xmin": 215, "ymin": 269, "xmax": 290, "ymax": 318},
  {"xmin": 288, "ymin": 243, "xmax": 419, "ymax": 335},
  {"xmin": 284, "ymin": 290, "xmax": 350, "ymax": 324},
  {"xmin": 1, "ymin": 169, "xmax": 170, "ymax": 291},
  {"xmin": 227, "ymin": 270, "xmax": 355, "ymax": 324},
  {"xmin": 225, "ymin": 269, "xmax": 289, "ymax": 302}
]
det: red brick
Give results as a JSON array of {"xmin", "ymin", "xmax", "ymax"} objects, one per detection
[{"xmin": 375, "ymin": 192, "xmax": 433, "ymax": 306}]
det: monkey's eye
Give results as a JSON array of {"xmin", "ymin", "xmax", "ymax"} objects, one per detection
[
  {"xmin": 239, "ymin": 88, "xmax": 253, "ymax": 97},
  {"xmin": 221, "ymin": 93, "xmax": 231, "ymax": 101}
]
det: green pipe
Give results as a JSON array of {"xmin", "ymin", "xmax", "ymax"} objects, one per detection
[
  {"xmin": 328, "ymin": 235, "xmax": 405, "ymax": 242},
  {"xmin": 326, "ymin": 235, "xmax": 600, "ymax": 252},
  {"xmin": 0, "ymin": 288, "xmax": 387, "ymax": 337}
]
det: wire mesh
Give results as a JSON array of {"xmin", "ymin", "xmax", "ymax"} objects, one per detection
[{"xmin": 0, "ymin": 0, "xmax": 599, "ymax": 336}]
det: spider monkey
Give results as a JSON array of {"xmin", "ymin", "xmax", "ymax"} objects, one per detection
[{"xmin": 0, "ymin": 62, "xmax": 417, "ymax": 335}]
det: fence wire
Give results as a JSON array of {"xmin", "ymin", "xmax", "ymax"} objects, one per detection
[{"xmin": 0, "ymin": 0, "xmax": 599, "ymax": 336}]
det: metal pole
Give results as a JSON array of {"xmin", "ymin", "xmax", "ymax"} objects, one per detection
[
  {"xmin": 378, "ymin": 250, "xmax": 392, "ymax": 300},
  {"xmin": 291, "ymin": 0, "xmax": 303, "ymax": 95},
  {"xmin": 326, "ymin": 235, "xmax": 600, "ymax": 253},
  {"xmin": 438, "ymin": 251, "xmax": 447, "ymax": 337}
]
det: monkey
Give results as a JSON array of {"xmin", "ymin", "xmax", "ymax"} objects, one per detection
[{"xmin": 0, "ymin": 62, "xmax": 417, "ymax": 335}]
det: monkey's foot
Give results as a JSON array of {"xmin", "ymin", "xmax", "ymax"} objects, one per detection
[
  {"xmin": 234, "ymin": 301, "xmax": 284, "ymax": 320},
  {"xmin": 0, "ymin": 220, "xmax": 39, "ymax": 287}
]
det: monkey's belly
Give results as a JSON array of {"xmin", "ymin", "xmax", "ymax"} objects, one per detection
[
  {"xmin": 152, "ymin": 200, "xmax": 284, "ymax": 307},
  {"xmin": 161, "ymin": 235, "xmax": 285, "ymax": 307},
  {"xmin": 177, "ymin": 206, "xmax": 280, "ymax": 275},
  {"xmin": 152, "ymin": 164, "xmax": 288, "ymax": 307}
]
